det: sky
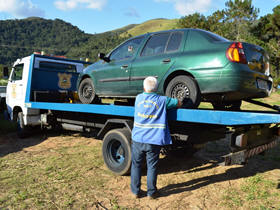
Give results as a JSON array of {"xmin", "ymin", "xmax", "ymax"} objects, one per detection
[{"xmin": 0, "ymin": 0, "xmax": 279, "ymax": 34}]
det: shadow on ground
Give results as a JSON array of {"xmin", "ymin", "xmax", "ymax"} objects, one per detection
[
  {"xmin": 155, "ymin": 141, "xmax": 280, "ymax": 198},
  {"xmin": 0, "ymin": 129, "xmax": 79, "ymax": 157}
]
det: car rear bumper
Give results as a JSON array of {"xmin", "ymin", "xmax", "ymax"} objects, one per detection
[{"xmin": 197, "ymin": 64, "xmax": 272, "ymax": 101}]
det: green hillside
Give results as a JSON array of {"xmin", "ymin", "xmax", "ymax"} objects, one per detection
[
  {"xmin": 0, "ymin": 18, "xmax": 177, "ymax": 67},
  {"xmin": 0, "ymin": 17, "xmax": 129, "ymax": 66},
  {"xmin": 111, "ymin": 24, "xmax": 138, "ymax": 34},
  {"xmin": 0, "ymin": 18, "xmax": 88, "ymax": 65},
  {"xmin": 121, "ymin": 18, "xmax": 178, "ymax": 37}
]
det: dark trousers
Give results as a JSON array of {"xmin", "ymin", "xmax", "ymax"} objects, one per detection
[{"xmin": 130, "ymin": 141, "xmax": 161, "ymax": 196}]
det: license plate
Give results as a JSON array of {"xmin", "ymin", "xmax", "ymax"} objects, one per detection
[{"xmin": 257, "ymin": 79, "xmax": 269, "ymax": 90}]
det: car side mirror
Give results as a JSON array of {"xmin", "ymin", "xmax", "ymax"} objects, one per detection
[
  {"xmin": 3, "ymin": 66, "xmax": 9, "ymax": 79},
  {"xmin": 98, "ymin": 53, "xmax": 110, "ymax": 63}
]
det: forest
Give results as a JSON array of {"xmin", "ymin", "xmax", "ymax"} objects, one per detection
[{"xmin": 0, "ymin": 0, "xmax": 279, "ymax": 85}]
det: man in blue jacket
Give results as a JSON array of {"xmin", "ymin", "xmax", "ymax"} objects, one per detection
[{"xmin": 131, "ymin": 76, "xmax": 182, "ymax": 199}]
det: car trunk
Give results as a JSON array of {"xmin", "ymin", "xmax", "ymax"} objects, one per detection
[{"xmin": 242, "ymin": 42, "xmax": 270, "ymax": 75}]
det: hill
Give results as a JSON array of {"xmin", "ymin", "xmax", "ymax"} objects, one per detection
[
  {"xmin": 0, "ymin": 17, "xmax": 90, "ymax": 65},
  {"xmin": 121, "ymin": 18, "xmax": 178, "ymax": 37},
  {"xmin": 111, "ymin": 24, "xmax": 138, "ymax": 34},
  {"xmin": 0, "ymin": 18, "xmax": 131, "ymax": 65},
  {"xmin": 0, "ymin": 18, "xmax": 178, "ymax": 66}
]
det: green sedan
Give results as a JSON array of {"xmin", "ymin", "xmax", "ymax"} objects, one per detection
[{"xmin": 77, "ymin": 28, "xmax": 272, "ymax": 109}]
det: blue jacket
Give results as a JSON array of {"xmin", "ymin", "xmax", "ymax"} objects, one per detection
[{"xmin": 132, "ymin": 93, "xmax": 173, "ymax": 145}]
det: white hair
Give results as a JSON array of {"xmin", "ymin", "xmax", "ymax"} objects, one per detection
[{"xmin": 143, "ymin": 76, "xmax": 158, "ymax": 92}]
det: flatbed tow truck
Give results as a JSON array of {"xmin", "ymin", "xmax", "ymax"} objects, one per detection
[{"xmin": 3, "ymin": 53, "xmax": 280, "ymax": 175}]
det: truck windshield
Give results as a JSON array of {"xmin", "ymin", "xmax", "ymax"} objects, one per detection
[
  {"xmin": 39, "ymin": 61, "xmax": 77, "ymax": 73},
  {"xmin": 11, "ymin": 64, "xmax": 24, "ymax": 81}
]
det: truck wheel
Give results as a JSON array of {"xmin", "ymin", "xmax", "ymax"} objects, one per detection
[
  {"xmin": 17, "ymin": 112, "xmax": 28, "ymax": 138},
  {"xmin": 0, "ymin": 98, "xmax": 6, "ymax": 113},
  {"xmin": 212, "ymin": 100, "xmax": 242, "ymax": 111},
  {"xmin": 102, "ymin": 128, "xmax": 132, "ymax": 176},
  {"xmin": 165, "ymin": 75, "xmax": 201, "ymax": 108},
  {"xmin": 78, "ymin": 78, "xmax": 98, "ymax": 104}
]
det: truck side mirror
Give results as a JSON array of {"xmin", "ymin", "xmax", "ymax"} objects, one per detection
[
  {"xmin": 98, "ymin": 53, "xmax": 110, "ymax": 63},
  {"xmin": 3, "ymin": 67, "xmax": 9, "ymax": 79}
]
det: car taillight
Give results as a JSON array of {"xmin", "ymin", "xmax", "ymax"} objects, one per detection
[{"xmin": 226, "ymin": 42, "xmax": 247, "ymax": 64}]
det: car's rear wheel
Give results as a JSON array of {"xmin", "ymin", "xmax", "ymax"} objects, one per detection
[
  {"xmin": 211, "ymin": 100, "xmax": 242, "ymax": 111},
  {"xmin": 165, "ymin": 75, "xmax": 201, "ymax": 108},
  {"xmin": 78, "ymin": 78, "xmax": 99, "ymax": 104}
]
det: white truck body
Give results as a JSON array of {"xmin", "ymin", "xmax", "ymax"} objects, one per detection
[{"xmin": 5, "ymin": 54, "xmax": 88, "ymax": 125}]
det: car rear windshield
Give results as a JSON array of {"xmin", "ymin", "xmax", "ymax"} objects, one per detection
[
  {"xmin": 202, "ymin": 30, "xmax": 229, "ymax": 42},
  {"xmin": 39, "ymin": 62, "xmax": 77, "ymax": 73}
]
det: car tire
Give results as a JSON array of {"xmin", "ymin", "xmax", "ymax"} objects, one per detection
[
  {"xmin": 212, "ymin": 100, "xmax": 242, "ymax": 111},
  {"xmin": 17, "ymin": 112, "xmax": 28, "ymax": 138},
  {"xmin": 78, "ymin": 78, "xmax": 98, "ymax": 104},
  {"xmin": 102, "ymin": 128, "xmax": 132, "ymax": 176},
  {"xmin": 165, "ymin": 75, "xmax": 201, "ymax": 108}
]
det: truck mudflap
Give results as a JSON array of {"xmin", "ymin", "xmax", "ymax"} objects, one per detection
[{"xmin": 222, "ymin": 138, "xmax": 279, "ymax": 166}]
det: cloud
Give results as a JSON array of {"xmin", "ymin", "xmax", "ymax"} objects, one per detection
[
  {"xmin": 155, "ymin": 0, "xmax": 212, "ymax": 16},
  {"xmin": 0, "ymin": 0, "xmax": 45, "ymax": 18},
  {"xmin": 123, "ymin": 8, "xmax": 140, "ymax": 18},
  {"xmin": 54, "ymin": 0, "xmax": 107, "ymax": 11}
]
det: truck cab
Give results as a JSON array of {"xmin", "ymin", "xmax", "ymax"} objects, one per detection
[{"xmin": 5, "ymin": 54, "xmax": 90, "ymax": 127}]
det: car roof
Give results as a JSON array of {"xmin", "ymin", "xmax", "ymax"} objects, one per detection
[{"xmin": 128, "ymin": 28, "xmax": 210, "ymax": 40}]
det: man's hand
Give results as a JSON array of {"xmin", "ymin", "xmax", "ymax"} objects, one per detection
[{"xmin": 177, "ymin": 100, "xmax": 183, "ymax": 108}]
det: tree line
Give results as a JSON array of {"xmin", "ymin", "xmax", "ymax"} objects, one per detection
[{"xmin": 177, "ymin": 0, "xmax": 280, "ymax": 85}]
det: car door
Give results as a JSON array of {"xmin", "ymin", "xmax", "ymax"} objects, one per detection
[
  {"xmin": 95, "ymin": 37, "xmax": 144, "ymax": 96},
  {"xmin": 130, "ymin": 31, "xmax": 184, "ymax": 94}
]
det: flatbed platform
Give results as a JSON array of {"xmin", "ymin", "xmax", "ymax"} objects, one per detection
[{"xmin": 26, "ymin": 102, "xmax": 280, "ymax": 126}]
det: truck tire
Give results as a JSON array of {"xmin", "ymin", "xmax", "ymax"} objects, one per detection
[
  {"xmin": 17, "ymin": 112, "xmax": 28, "ymax": 138},
  {"xmin": 0, "ymin": 98, "xmax": 5, "ymax": 113},
  {"xmin": 102, "ymin": 128, "xmax": 132, "ymax": 176},
  {"xmin": 78, "ymin": 78, "xmax": 99, "ymax": 104},
  {"xmin": 165, "ymin": 75, "xmax": 201, "ymax": 108}
]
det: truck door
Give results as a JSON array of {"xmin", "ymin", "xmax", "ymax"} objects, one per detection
[{"xmin": 6, "ymin": 58, "xmax": 29, "ymax": 119}]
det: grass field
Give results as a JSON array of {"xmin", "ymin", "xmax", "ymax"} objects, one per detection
[
  {"xmin": 0, "ymin": 79, "xmax": 7, "ymax": 86},
  {"xmin": 0, "ymin": 92, "xmax": 279, "ymax": 209},
  {"xmin": 0, "ymin": 132, "xmax": 279, "ymax": 209},
  {"xmin": 0, "ymin": 113, "xmax": 16, "ymax": 135},
  {"xmin": 198, "ymin": 90, "xmax": 280, "ymax": 110},
  {"xmin": 120, "ymin": 18, "xmax": 178, "ymax": 37}
]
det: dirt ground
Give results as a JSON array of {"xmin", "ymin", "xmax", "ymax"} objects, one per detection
[{"xmin": 0, "ymin": 131, "xmax": 279, "ymax": 209}]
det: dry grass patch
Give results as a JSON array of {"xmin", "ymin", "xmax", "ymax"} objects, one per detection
[{"xmin": 0, "ymin": 132, "xmax": 279, "ymax": 209}]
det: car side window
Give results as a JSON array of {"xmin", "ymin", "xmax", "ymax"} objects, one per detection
[
  {"xmin": 11, "ymin": 64, "xmax": 24, "ymax": 81},
  {"xmin": 166, "ymin": 32, "xmax": 183, "ymax": 52},
  {"xmin": 141, "ymin": 33, "xmax": 170, "ymax": 57},
  {"xmin": 110, "ymin": 37, "xmax": 143, "ymax": 61}
]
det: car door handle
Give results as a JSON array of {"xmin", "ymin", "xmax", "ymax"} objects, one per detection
[
  {"xmin": 121, "ymin": 65, "xmax": 128, "ymax": 69},
  {"xmin": 162, "ymin": 58, "xmax": 171, "ymax": 64}
]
